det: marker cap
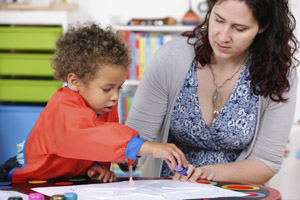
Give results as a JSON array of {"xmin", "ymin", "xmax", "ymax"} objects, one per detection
[
  {"xmin": 51, "ymin": 195, "xmax": 65, "ymax": 200},
  {"xmin": 64, "ymin": 192, "xmax": 78, "ymax": 200},
  {"xmin": 29, "ymin": 193, "xmax": 44, "ymax": 200},
  {"xmin": 8, "ymin": 197, "xmax": 23, "ymax": 200}
]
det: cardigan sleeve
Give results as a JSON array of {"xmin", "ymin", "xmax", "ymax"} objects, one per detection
[
  {"xmin": 125, "ymin": 43, "xmax": 170, "ymax": 142},
  {"xmin": 247, "ymin": 69, "xmax": 298, "ymax": 173}
]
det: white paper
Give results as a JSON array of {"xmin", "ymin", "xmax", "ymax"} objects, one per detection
[{"xmin": 32, "ymin": 179, "xmax": 247, "ymax": 200}]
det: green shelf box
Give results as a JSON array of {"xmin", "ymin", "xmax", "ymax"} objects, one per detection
[
  {"xmin": 0, "ymin": 53, "xmax": 54, "ymax": 76},
  {"xmin": 0, "ymin": 26, "xmax": 62, "ymax": 50},
  {"xmin": 0, "ymin": 79, "xmax": 63, "ymax": 102}
]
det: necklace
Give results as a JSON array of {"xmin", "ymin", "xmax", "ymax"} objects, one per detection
[{"xmin": 208, "ymin": 61, "xmax": 245, "ymax": 116}]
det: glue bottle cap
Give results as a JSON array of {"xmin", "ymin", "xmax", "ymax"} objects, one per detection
[
  {"xmin": 64, "ymin": 192, "xmax": 78, "ymax": 200},
  {"xmin": 8, "ymin": 197, "xmax": 23, "ymax": 200},
  {"xmin": 51, "ymin": 195, "xmax": 65, "ymax": 200},
  {"xmin": 29, "ymin": 193, "xmax": 44, "ymax": 200}
]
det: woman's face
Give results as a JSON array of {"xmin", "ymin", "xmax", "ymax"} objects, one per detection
[{"xmin": 208, "ymin": 0, "xmax": 263, "ymax": 60}]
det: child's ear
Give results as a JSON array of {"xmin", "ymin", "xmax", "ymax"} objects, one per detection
[{"xmin": 67, "ymin": 73, "xmax": 81, "ymax": 92}]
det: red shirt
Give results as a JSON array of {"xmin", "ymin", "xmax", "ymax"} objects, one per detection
[{"xmin": 10, "ymin": 87, "xmax": 139, "ymax": 181}]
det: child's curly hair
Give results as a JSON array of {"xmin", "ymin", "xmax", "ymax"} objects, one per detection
[{"xmin": 52, "ymin": 22, "xmax": 131, "ymax": 84}]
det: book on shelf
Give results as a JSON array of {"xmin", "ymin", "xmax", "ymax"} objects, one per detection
[
  {"xmin": 138, "ymin": 32, "xmax": 146, "ymax": 80},
  {"xmin": 130, "ymin": 31, "xmax": 136, "ymax": 80},
  {"xmin": 134, "ymin": 32, "xmax": 140, "ymax": 80},
  {"xmin": 118, "ymin": 30, "xmax": 177, "ymax": 81},
  {"xmin": 118, "ymin": 90, "xmax": 134, "ymax": 124},
  {"xmin": 119, "ymin": 30, "xmax": 131, "ymax": 80}
]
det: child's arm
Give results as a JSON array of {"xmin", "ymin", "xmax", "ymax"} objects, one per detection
[{"xmin": 124, "ymin": 136, "xmax": 188, "ymax": 171}]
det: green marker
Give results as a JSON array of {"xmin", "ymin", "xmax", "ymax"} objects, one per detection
[{"xmin": 8, "ymin": 197, "xmax": 23, "ymax": 200}]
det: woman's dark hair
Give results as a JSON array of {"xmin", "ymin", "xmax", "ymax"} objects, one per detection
[{"xmin": 183, "ymin": 0, "xmax": 299, "ymax": 102}]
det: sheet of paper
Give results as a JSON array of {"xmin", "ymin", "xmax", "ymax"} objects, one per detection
[
  {"xmin": 33, "ymin": 179, "xmax": 247, "ymax": 199},
  {"xmin": 0, "ymin": 190, "xmax": 28, "ymax": 200}
]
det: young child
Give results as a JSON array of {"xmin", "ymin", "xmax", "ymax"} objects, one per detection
[{"xmin": 4, "ymin": 22, "xmax": 187, "ymax": 182}]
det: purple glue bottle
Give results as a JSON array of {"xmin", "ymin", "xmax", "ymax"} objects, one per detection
[{"xmin": 175, "ymin": 164, "xmax": 188, "ymax": 176}]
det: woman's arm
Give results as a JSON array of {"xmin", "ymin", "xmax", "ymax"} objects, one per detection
[
  {"xmin": 174, "ymin": 69, "xmax": 298, "ymax": 184},
  {"xmin": 174, "ymin": 159, "xmax": 274, "ymax": 184}
]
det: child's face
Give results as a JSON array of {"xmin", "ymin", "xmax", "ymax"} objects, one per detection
[{"xmin": 78, "ymin": 65, "xmax": 127, "ymax": 115}]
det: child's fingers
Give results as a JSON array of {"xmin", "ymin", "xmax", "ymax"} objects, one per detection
[
  {"xmin": 102, "ymin": 171, "xmax": 111, "ymax": 183},
  {"xmin": 172, "ymin": 148, "xmax": 188, "ymax": 169},
  {"xmin": 168, "ymin": 155, "xmax": 177, "ymax": 170},
  {"xmin": 88, "ymin": 167, "xmax": 100, "ymax": 178},
  {"xmin": 87, "ymin": 169, "xmax": 95, "ymax": 177},
  {"xmin": 109, "ymin": 172, "xmax": 117, "ymax": 182},
  {"xmin": 164, "ymin": 159, "xmax": 175, "ymax": 171}
]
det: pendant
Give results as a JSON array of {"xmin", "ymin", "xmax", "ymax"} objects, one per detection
[{"xmin": 213, "ymin": 88, "xmax": 219, "ymax": 116}]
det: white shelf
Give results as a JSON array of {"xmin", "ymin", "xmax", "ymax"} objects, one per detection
[
  {"xmin": 0, "ymin": 10, "xmax": 90, "ymax": 31},
  {"xmin": 114, "ymin": 25, "xmax": 194, "ymax": 32},
  {"xmin": 124, "ymin": 79, "xmax": 140, "ymax": 87}
]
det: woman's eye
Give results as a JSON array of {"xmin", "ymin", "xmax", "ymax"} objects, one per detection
[
  {"xmin": 235, "ymin": 27, "xmax": 245, "ymax": 32},
  {"xmin": 216, "ymin": 19, "xmax": 223, "ymax": 23}
]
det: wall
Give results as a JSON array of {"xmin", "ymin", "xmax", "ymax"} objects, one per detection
[
  {"xmin": 76, "ymin": 0, "xmax": 208, "ymax": 26},
  {"xmin": 76, "ymin": 0, "xmax": 300, "ymax": 122},
  {"xmin": 291, "ymin": 0, "xmax": 300, "ymax": 122}
]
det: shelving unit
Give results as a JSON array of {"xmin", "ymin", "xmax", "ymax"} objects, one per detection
[
  {"xmin": 116, "ymin": 25, "xmax": 194, "ymax": 122},
  {"xmin": 0, "ymin": 10, "xmax": 87, "ymax": 164},
  {"xmin": 113, "ymin": 24, "xmax": 195, "ymax": 177},
  {"xmin": 114, "ymin": 25, "xmax": 193, "ymax": 32},
  {"xmin": 115, "ymin": 25, "xmax": 194, "ymax": 88},
  {"xmin": 0, "ymin": 10, "xmax": 85, "ymax": 31}
]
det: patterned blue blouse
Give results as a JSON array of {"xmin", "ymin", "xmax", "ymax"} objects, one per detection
[{"xmin": 161, "ymin": 58, "xmax": 259, "ymax": 177}]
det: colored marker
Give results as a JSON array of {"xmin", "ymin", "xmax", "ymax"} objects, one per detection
[
  {"xmin": 29, "ymin": 193, "xmax": 44, "ymax": 200},
  {"xmin": 8, "ymin": 197, "xmax": 23, "ymax": 200},
  {"xmin": 128, "ymin": 159, "xmax": 134, "ymax": 184},
  {"xmin": 175, "ymin": 164, "xmax": 188, "ymax": 176},
  {"xmin": 64, "ymin": 192, "xmax": 77, "ymax": 200}
]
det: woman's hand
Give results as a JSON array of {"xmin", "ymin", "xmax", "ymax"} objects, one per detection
[
  {"xmin": 172, "ymin": 164, "xmax": 215, "ymax": 182},
  {"xmin": 87, "ymin": 165, "xmax": 116, "ymax": 183}
]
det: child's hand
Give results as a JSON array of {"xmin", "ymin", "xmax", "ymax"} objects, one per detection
[
  {"xmin": 138, "ymin": 141, "xmax": 188, "ymax": 171},
  {"xmin": 87, "ymin": 165, "xmax": 116, "ymax": 183}
]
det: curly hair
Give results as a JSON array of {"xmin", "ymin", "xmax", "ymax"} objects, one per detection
[
  {"xmin": 52, "ymin": 22, "xmax": 131, "ymax": 84},
  {"xmin": 183, "ymin": 0, "xmax": 299, "ymax": 102}
]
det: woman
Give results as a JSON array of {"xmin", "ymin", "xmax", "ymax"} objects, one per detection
[{"xmin": 126, "ymin": 0, "xmax": 299, "ymax": 184}]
